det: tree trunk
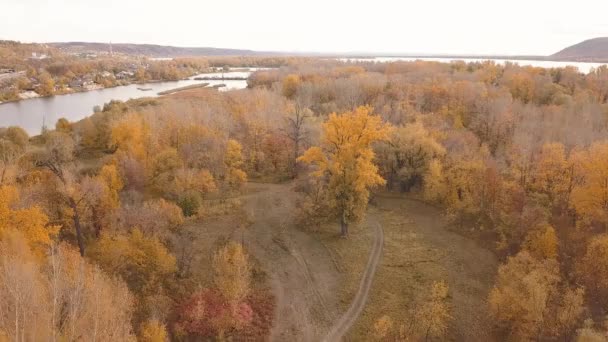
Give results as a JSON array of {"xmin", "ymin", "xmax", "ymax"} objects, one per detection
[
  {"xmin": 340, "ymin": 216, "xmax": 348, "ymax": 237},
  {"xmin": 91, "ymin": 206, "xmax": 102, "ymax": 238},
  {"xmin": 69, "ymin": 198, "xmax": 86, "ymax": 256},
  {"xmin": 292, "ymin": 139, "xmax": 299, "ymax": 178}
]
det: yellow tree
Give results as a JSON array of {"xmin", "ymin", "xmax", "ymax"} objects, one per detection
[
  {"xmin": 139, "ymin": 319, "xmax": 168, "ymax": 342},
  {"xmin": 37, "ymin": 71, "xmax": 55, "ymax": 96},
  {"xmin": 375, "ymin": 121, "xmax": 445, "ymax": 191},
  {"xmin": 531, "ymin": 143, "xmax": 570, "ymax": 206},
  {"xmin": 282, "ymin": 74, "xmax": 301, "ymax": 99},
  {"xmin": 110, "ymin": 114, "xmax": 150, "ymax": 160},
  {"xmin": 0, "ymin": 234, "xmax": 134, "ymax": 341},
  {"xmin": 415, "ymin": 281, "xmax": 451, "ymax": 341},
  {"xmin": 523, "ymin": 224, "xmax": 559, "ymax": 260},
  {"xmin": 90, "ymin": 229, "xmax": 176, "ymax": 295},
  {"xmin": 0, "ymin": 185, "xmax": 59, "ymax": 258},
  {"xmin": 373, "ymin": 315, "xmax": 394, "ymax": 340},
  {"xmin": 423, "ymin": 159, "xmax": 447, "ymax": 203},
  {"xmin": 488, "ymin": 251, "xmax": 561, "ymax": 339},
  {"xmin": 212, "ymin": 241, "xmax": 251, "ymax": 303},
  {"xmin": 570, "ymin": 142, "xmax": 608, "ymax": 228},
  {"xmin": 98, "ymin": 163, "xmax": 124, "ymax": 206},
  {"xmin": 577, "ymin": 234, "xmax": 608, "ymax": 306},
  {"xmin": 224, "ymin": 140, "xmax": 247, "ymax": 192},
  {"xmin": 298, "ymin": 106, "xmax": 391, "ymax": 236}
]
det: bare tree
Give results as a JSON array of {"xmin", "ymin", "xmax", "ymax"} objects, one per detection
[
  {"xmin": 32, "ymin": 132, "xmax": 89, "ymax": 256},
  {"xmin": 281, "ymin": 89, "xmax": 312, "ymax": 177}
]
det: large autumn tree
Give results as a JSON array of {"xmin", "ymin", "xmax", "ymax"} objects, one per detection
[{"xmin": 298, "ymin": 106, "xmax": 390, "ymax": 236}]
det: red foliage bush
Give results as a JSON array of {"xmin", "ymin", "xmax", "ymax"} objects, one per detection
[{"xmin": 173, "ymin": 288, "xmax": 274, "ymax": 340}]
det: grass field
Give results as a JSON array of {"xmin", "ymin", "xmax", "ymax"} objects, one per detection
[
  {"xmin": 183, "ymin": 183, "xmax": 498, "ymax": 341},
  {"xmin": 316, "ymin": 193, "xmax": 498, "ymax": 341}
]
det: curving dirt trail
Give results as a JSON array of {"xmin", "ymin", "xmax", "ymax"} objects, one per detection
[
  {"xmin": 239, "ymin": 182, "xmax": 342, "ymax": 341},
  {"xmin": 232, "ymin": 183, "xmax": 495, "ymax": 341},
  {"xmin": 322, "ymin": 221, "xmax": 384, "ymax": 342}
]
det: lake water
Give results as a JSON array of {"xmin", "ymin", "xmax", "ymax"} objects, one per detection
[
  {"xmin": 0, "ymin": 69, "xmax": 256, "ymax": 135},
  {"xmin": 340, "ymin": 57, "xmax": 607, "ymax": 74}
]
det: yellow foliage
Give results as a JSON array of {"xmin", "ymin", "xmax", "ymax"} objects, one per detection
[
  {"xmin": 110, "ymin": 114, "xmax": 150, "ymax": 160},
  {"xmin": 576, "ymin": 319, "xmax": 607, "ymax": 342},
  {"xmin": 508, "ymin": 72, "xmax": 535, "ymax": 103},
  {"xmin": 139, "ymin": 319, "xmax": 168, "ymax": 342},
  {"xmin": 373, "ymin": 315, "xmax": 393, "ymax": 340},
  {"xmin": 570, "ymin": 142, "xmax": 608, "ymax": 227},
  {"xmin": 88, "ymin": 229, "xmax": 176, "ymax": 296},
  {"xmin": 556, "ymin": 287, "xmax": 586, "ymax": 337},
  {"xmin": 225, "ymin": 139, "xmax": 244, "ymax": 169},
  {"xmin": 213, "ymin": 241, "xmax": 251, "ymax": 303},
  {"xmin": 98, "ymin": 164, "xmax": 123, "ymax": 207},
  {"xmin": 151, "ymin": 148, "xmax": 182, "ymax": 179},
  {"xmin": 442, "ymin": 155, "xmax": 487, "ymax": 220},
  {"xmin": 415, "ymin": 281, "xmax": 451, "ymax": 340},
  {"xmin": 577, "ymin": 234, "xmax": 608, "ymax": 305},
  {"xmin": 0, "ymin": 185, "xmax": 58, "ymax": 257},
  {"xmin": 0, "ymin": 235, "xmax": 134, "ymax": 341},
  {"xmin": 424, "ymin": 159, "xmax": 447, "ymax": 202},
  {"xmin": 531, "ymin": 143, "xmax": 570, "ymax": 204},
  {"xmin": 55, "ymin": 118, "xmax": 72, "ymax": 133},
  {"xmin": 488, "ymin": 251, "xmax": 560, "ymax": 339},
  {"xmin": 144, "ymin": 199, "xmax": 185, "ymax": 230},
  {"xmin": 170, "ymin": 168, "xmax": 217, "ymax": 197},
  {"xmin": 523, "ymin": 224, "xmax": 559, "ymax": 259},
  {"xmin": 282, "ymin": 74, "xmax": 301, "ymax": 98},
  {"xmin": 376, "ymin": 121, "xmax": 445, "ymax": 190},
  {"xmin": 224, "ymin": 140, "xmax": 247, "ymax": 191},
  {"xmin": 298, "ymin": 106, "xmax": 391, "ymax": 234}
]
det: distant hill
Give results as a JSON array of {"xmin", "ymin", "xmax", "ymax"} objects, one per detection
[
  {"xmin": 50, "ymin": 42, "xmax": 267, "ymax": 57},
  {"xmin": 552, "ymin": 37, "xmax": 608, "ymax": 62}
]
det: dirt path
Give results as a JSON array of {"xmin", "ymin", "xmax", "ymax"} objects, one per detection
[
  {"xmin": 232, "ymin": 184, "xmax": 496, "ymax": 341},
  {"xmin": 238, "ymin": 182, "xmax": 342, "ymax": 341},
  {"xmin": 322, "ymin": 221, "xmax": 384, "ymax": 342}
]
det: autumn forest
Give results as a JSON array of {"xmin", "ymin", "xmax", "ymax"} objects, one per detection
[{"xmin": 2, "ymin": 56, "xmax": 608, "ymax": 342}]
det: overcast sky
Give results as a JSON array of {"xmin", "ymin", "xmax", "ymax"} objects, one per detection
[{"xmin": 1, "ymin": 0, "xmax": 607, "ymax": 55}]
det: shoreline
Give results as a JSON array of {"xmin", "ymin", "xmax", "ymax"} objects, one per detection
[
  {"xmin": 157, "ymin": 83, "xmax": 210, "ymax": 95},
  {"xmin": 0, "ymin": 68, "xmax": 253, "ymax": 105},
  {"xmin": 0, "ymin": 76, "xmax": 197, "ymax": 106}
]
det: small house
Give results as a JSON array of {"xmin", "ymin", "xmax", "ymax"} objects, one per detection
[{"xmin": 116, "ymin": 71, "xmax": 134, "ymax": 79}]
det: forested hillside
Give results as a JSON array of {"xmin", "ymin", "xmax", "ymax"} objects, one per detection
[
  {"xmin": 51, "ymin": 42, "xmax": 264, "ymax": 57},
  {"xmin": 1, "ymin": 58, "xmax": 608, "ymax": 341},
  {"xmin": 552, "ymin": 37, "xmax": 608, "ymax": 61}
]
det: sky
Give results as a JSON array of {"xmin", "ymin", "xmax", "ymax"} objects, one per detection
[{"xmin": 1, "ymin": 0, "xmax": 607, "ymax": 55}]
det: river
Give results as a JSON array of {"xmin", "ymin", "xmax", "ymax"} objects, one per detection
[
  {"xmin": 341, "ymin": 57, "xmax": 607, "ymax": 74},
  {"xmin": 0, "ymin": 69, "xmax": 256, "ymax": 135}
]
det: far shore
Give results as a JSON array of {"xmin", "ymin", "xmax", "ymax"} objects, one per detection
[
  {"xmin": 157, "ymin": 83, "xmax": 211, "ymax": 95},
  {"xmin": 0, "ymin": 76, "xmax": 199, "ymax": 106},
  {"xmin": 0, "ymin": 67, "xmax": 259, "ymax": 106}
]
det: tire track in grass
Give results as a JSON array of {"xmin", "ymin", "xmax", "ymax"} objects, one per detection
[{"xmin": 323, "ymin": 222, "xmax": 384, "ymax": 342}]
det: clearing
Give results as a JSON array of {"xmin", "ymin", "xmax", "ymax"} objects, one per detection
[{"xmin": 189, "ymin": 183, "xmax": 498, "ymax": 341}]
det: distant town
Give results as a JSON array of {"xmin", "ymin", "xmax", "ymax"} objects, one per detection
[{"xmin": 0, "ymin": 40, "xmax": 286, "ymax": 103}]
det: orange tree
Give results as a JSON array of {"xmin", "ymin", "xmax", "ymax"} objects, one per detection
[{"xmin": 298, "ymin": 106, "xmax": 390, "ymax": 236}]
